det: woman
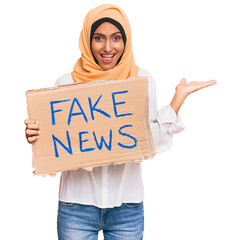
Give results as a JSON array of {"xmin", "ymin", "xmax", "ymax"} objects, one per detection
[{"xmin": 24, "ymin": 4, "xmax": 216, "ymax": 240}]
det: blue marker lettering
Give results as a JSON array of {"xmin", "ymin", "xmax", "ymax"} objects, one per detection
[
  {"xmin": 79, "ymin": 131, "xmax": 95, "ymax": 152},
  {"xmin": 68, "ymin": 98, "xmax": 88, "ymax": 125},
  {"xmin": 118, "ymin": 124, "xmax": 137, "ymax": 149},
  {"xmin": 50, "ymin": 99, "xmax": 71, "ymax": 125},
  {"xmin": 88, "ymin": 95, "xmax": 111, "ymax": 120},
  {"xmin": 112, "ymin": 90, "xmax": 133, "ymax": 118},
  {"xmin": 93, "ymin": 129, "xmax": 112, "ymax": 151},
  {"xmin": 52, "ymin": 131, "xmax": 72, "ymax": 158}
]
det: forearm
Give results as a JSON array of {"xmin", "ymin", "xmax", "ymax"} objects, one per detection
[{"xmin": 170, "ymin": 92, "xmax": 186, "ymax": 115}]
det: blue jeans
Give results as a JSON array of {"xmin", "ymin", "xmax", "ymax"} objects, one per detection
[{"xmin": 57, "ymin": 201, "xmax": 144, "ymax": 240}]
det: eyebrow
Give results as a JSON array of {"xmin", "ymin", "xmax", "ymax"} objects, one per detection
[{"xmin": 93, "ymin": 31, "xmax": 122, "ymax": 37}]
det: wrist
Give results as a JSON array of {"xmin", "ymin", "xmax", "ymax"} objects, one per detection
[
  {"xmin": 175, "ymin": 88, "xmax": 187, "ymax": 101},
  {"xmin": 170, "ymin": 91, "xmax": 186, "ymax": 115}
]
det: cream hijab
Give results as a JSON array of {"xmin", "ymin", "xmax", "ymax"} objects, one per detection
[{"xmin": 71, "ymin": 4, "xmax": 139, "ymax": 82}]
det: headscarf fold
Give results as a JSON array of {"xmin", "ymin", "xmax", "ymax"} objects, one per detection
[{"xmin": 71, "ymin": 4, "xmax": 139, "ymax": 82}]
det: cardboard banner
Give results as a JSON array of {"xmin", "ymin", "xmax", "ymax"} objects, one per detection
[{"xmin": 26, "ymin": 77, "xmax": 156, "ymax": 175}]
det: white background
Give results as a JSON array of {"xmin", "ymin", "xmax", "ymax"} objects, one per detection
[{"xmin": 0, "ymin": 0, "xmax": 240, "ymax": 239}]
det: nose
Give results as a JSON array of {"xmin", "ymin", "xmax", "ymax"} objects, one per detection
[{"xmin": 103, "ymin": 39, "xmax": 112, "ymax": 53}]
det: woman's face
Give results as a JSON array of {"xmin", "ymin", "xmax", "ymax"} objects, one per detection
[{"xmin": 91, "ymin": 21, "xmax": 125, "ymax": 71}]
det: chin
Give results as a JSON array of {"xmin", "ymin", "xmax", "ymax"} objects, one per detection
[{"xmin": 100, "ymin": 64, "xmax": 116, "ymax": 71}]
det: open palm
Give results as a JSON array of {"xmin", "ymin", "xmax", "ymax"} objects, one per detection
[
  {"xmin": 176, "ymin": 78, "xmax": 217, "ymax": 99},
  {"xmin": 170, "ymin": 78, "xmax": 217, "ymax": 114}
]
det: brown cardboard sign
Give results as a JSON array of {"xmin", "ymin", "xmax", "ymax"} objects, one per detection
[{"xmin": 26, "ymin": 77, "xmax": 156, "ymax": 175}]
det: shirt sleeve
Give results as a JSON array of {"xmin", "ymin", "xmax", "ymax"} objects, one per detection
[
  {"xmin": 145, "ymin": 70, "xmax": 186, "ymax": 154},
  {"xmin": 54, "ymin": 73, "xmax": 74, "ymax": 87}
]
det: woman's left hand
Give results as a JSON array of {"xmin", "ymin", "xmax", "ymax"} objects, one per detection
[{"xmin": 170, "ymin": 78, "xmax": 217, "ymax": 114}]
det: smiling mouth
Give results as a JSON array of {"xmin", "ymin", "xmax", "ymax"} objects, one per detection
[{"xmin": 100, "ymin": 54, "xmax": 116, "ymax": 63}]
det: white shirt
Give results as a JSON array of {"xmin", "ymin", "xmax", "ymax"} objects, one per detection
[{"xmin": 55, "ymin": 68, "xmax": 185, "ymax": 208}]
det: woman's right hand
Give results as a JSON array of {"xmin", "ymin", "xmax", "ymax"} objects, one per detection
[{"xmin": 24, "ymin": 119, "xmax": 40, "ymax": 144}]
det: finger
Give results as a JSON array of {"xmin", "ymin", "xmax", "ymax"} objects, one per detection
[
  {"xmin": 180, "ymin": 78, "xmax": 187, "ymax": 84},
  {"xmin": 27, "ymin": 123, "xmax": 39, "ymax": 130},
  {"xmin": 198, "ymin": 80, "xmax": 217, "ymax": 89},
  {"xmin": 26, "ymin": 129, "xmax": 40, "ymax": 136},
  {"xmin": 24, "ymin": 119, "xmax": 37, "ymax": 125},
  {"xmin": 207, "ymin": 79, "xmax": 217, "ymax": 85},
  {"xmin": 27, "ymin": 135, "xmax": 39, "ymax": 143}
]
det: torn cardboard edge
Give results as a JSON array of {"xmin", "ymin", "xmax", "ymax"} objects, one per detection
[
  {"xmin": 26, "ymin": 76, "xmax": 156, "ymax": 176},
  {"xmin": 33, "ymin": 159, "xmax": 144, "ymax": 177}
]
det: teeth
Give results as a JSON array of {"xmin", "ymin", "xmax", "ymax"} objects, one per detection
[{"xmin": 102, "ymin": 54, "xmax": 114, "ymax": 58}]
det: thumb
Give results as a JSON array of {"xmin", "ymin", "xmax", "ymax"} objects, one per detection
[{"xmin": 180, "ymin": 78, "xmax": 187, "ymax": 84}]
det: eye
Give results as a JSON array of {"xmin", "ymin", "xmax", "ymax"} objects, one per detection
[
  {"xmin": 113, "ymin": 35, "xmax": 122, "ymax": 41},
  {"xmin": 94, "ymin": 36, "xmax": 103, "ymax": 41}
]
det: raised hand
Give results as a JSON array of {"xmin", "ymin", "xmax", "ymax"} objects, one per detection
[
  {"xmin": 176, "ymin": 78, "xmax": 217, "ymax": 99},
  {"xmin": 170, "ymin": 78, "xmax": 217, "ymax": 114}
]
